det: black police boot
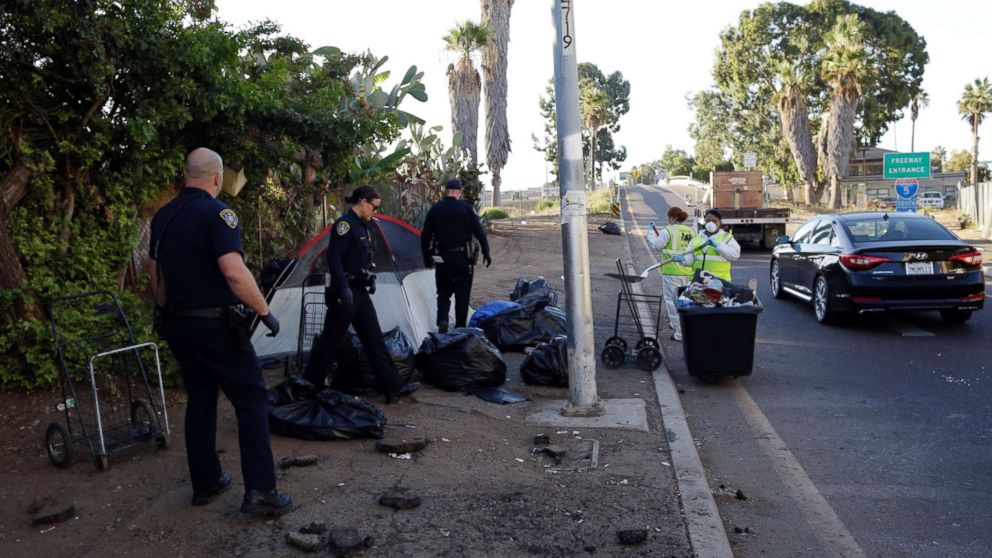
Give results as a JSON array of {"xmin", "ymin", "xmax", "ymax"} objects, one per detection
[
  {"xmin": 192, "ymin": 471, "xmax": 233, "ymax": 506},
  {"xmin": 240, "ymin": 489, "xmax": 293, "ymax": 517},
  {"xmin": 437, "ymin": 322, "xmax": 449, "ymax": 334},
  {"xmin": 386, "ymin": 382, "xmax": 421, "ymax": 404}
]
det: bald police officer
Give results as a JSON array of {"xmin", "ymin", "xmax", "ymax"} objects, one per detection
[
  {"xmin": 421, "ymin": 179, "xmax": 491, "ymax": 332},
  {"xmin": 149, "ymin": 148, "xmax": 291, "ymax": 516}
]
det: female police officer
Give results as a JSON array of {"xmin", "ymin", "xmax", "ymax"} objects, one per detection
[{"xmin": 302, "ymin": 186, "xmax": 420, "ymax": 402}]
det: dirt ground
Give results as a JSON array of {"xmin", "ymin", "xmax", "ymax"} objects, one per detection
[{"xmin": 0, "ymin": 216, "xmax": 692, "ymax": 557}]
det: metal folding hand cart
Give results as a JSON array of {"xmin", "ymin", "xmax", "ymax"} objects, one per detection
[
  {"xmin": 45, "ymin": 291, "xmax": 170, "ymax": 471},
  {"xmin": 295, "ymin": 274, "xmax": 328, "ymax": 374},
  {"xmin": 600, "ymin": 258, "xmax": 665, "ymax": 372}
]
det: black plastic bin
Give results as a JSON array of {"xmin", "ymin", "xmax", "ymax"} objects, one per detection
[{"xmin": 677, "ymin": 293, "xmax": 762, "ymax": 379}]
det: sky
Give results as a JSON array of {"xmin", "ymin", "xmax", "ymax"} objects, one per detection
[{"xmin": 214, "ymin": 0, "xmax": 992, "ymax": 191}]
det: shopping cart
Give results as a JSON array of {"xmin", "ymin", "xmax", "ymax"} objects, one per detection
[
  {"xmin": 44, "ymin": 291, "xmax": 170, "ymax": 471},
  {"xmin": 600, "ymin": 258, "xmax": 665, "ymax": 371},
  {"xmin": 295, "ymin": 274, "xmax": 327, "ymax": 373}
]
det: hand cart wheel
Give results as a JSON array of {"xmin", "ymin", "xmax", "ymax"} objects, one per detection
[
  {"xmin": 130, "ymin": 399, "xmax": 157, "ymax": 437},
  {"xmin": 156, "ymin": 434, "xmax": 171, "ymax": 450},
  {"xmin": 636, "ymin": 346, "xmax": 663, "ymax": 372},
  {"xmin": 45, "ymin": 422, "xmax": 73, "ymax": 468},
  {"xmin": 604, "ymin": 336, "xmax": 627, "ymax": 351},
  {"xmin": 635, "ymin": 337, "xmax": 658, "ymax": 350},
  {"xmin": 94, "ymin": 454, "xmax": 111, "ymax": 472},
  {"xmin": 600, "ymin": 344, "xmax": 626, "ymax": 369}
]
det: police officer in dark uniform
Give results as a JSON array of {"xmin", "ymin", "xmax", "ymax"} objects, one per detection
[
  {"xmin": 149, "ymin": 148, "xmax": 291, "ymax": 517},
  {"xmin": 302, "ymin": 185, "xmax": 421, "ymax": 402},
  {"xmin": 421, "ymin": 179, "xmax": 491, "ymax": 332}
]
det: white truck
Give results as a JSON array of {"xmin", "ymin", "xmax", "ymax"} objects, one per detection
[{"xmin": 694, "ymin": 171, "xmax": 790, "ymax": 249}]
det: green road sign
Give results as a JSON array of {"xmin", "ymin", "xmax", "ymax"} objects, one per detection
[{"xmin": 883, "ymin": 152, "xmax": 931, "ymax": 179}]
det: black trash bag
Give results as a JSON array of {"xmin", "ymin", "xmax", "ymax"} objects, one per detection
[
  {"xmin": 520, "ymin": 336, "xmax": 569, "ymax": 387},
  {"xmin": 510, "ymin": 277, "xmax": 559, "ymax": 307},
  {"xmin": 598, "ymin": 221, "xmax": 623, "ymax": 235},
  {"xmin": 481, "ymin": 299, "xmax": 567, "ymax": 351},
  {"xmin": 416, "ymin": 328, "xmax": 506, "ymax": 392},
  {"xmin": 267, "ymin": 378, "xmax": 386, "ymax": 441},
  {"xmin": 333, "ymin": 327, "xmax": 417, "ymax": 394}
]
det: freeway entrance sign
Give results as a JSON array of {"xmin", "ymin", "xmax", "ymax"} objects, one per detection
[
  {"xmin": 883, "ymin": 152, "xmax": 931, "ymax": 179},
  {"xmin": 895, "ymin": 178, "xmax": 919, "ymax": 212}
]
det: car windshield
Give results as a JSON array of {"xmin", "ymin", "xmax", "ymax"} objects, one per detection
[{"xmin": 842, "ymin": 217, "xmax": 956, "ymax": 243}]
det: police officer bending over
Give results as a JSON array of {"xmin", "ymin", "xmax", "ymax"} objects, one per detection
[
  {"xmin": 421, "ymin": 179, "xmax": 491, "ymax": 332},
  {"xmin": 149, "ymin": 148, "xmax": 291, "ymax": 516},
  {"xmin": 302, "ymin": 186, "xmax": 420, "ymax": 402}
]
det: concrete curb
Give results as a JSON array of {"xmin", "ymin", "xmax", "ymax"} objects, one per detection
[{"xmin": 618, "ymin": 188, "xmax": 733, "ymax": 558}]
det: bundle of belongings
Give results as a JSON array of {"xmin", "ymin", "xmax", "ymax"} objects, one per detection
[{"xmin": 676, "ymin": 270, "xmax": 756, "ymax": 308}]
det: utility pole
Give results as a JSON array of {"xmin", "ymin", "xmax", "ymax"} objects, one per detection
[{"xmin": 553, "ymin": 0, "xmax": 602, "ymax": 417}]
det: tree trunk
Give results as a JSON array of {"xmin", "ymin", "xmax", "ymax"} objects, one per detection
[
  {"xmin": 0, "ymin": 158, "xmax": 42, "ymax": 324},
  {"xmin": 910, "ymin": 117, "xmax": 916, "ymax": 152},
  {"xmin": 776, "ymin": 85, "xmax": 822, "ymax": 206},
  {"xmin": 589, "ymin": 126, "xmax": 597, "ymax": 190},
  {"xmin": 491, "ymin": 167, "xmax": 502, "ymax": 207},
  {"xmin": 824, "ymin": 90, "xmax": 859, "ymax": 210},
  {"xmin": 448, "ymin": 58, "xmax": 481, "ymax": 163},
  {"xmin": 971, "ymin": 115, "xmax": 980, "ymax": 186}
]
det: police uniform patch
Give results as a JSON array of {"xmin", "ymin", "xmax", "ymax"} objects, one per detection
[
  {"xmin": 219, "ymin": 209, "xmax": 239, "ymax": 229},
  {"xmin": 336, "ymin": 221, "xmax": 351, "ymax": 236}
]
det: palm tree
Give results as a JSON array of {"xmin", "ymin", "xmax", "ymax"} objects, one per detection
[
  {"xmin": 821, "ymin": 14, "xmax": 872, "ymax": 209},
  {"xmin": 772, "ymin": 63, "xmax": 822, "ymax": 205},
  {"xmin": 444, "ymin": 21, "xmax": 490, "ymax": 163},
  {"xmin": 481, "ymin": 0, "xmax": 513, "ymax": 207},
  {"xmin": 909, "ymin": 90, "xmax": 929, "ymax": 152},
  {"xmin": 957, "ymin": 77, "xmax": 992, "ymax": 185},
  {"xmin": 579, "ymin": 78, "xmax": 610, "ymax": 188}
]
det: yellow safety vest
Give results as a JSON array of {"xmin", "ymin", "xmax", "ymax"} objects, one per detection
[
  {"xmin": 689, "ymin": 230, "xmax": 733, "ymax": 281},
  {"xmin": 660, "ymin": 224, "xmax": 694, "ymax": 276}
]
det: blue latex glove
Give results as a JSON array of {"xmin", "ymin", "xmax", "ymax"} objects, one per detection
[
  {"xmin": 671, "ymin": 255, "xmax": 685, "ymax": 264},
  {"xmin": 705, "ymin": 237, "xmax": 719, "ymax": 248}
]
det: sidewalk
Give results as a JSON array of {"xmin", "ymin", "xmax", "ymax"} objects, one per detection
[{"xmin": 0, "ymin": 216, "xmax": 694, "ymax": 557}]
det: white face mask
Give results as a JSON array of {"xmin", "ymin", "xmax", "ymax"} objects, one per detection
[{"xmin": 705, "ymin": 221, "xmax": 718, "ymax": 234}]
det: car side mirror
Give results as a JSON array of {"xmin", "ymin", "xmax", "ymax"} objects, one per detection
[{"xmin": 776, "ymin": 235, "xmax": 791, "ymax": 246}]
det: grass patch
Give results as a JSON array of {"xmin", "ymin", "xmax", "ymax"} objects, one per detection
[
  {"xmin": 588, "ymin": 189, "xmax": 612, "ymax": 214},
  {"xmin": 536, "ymin": 198, "xmax": 559, "ymax": 213}
]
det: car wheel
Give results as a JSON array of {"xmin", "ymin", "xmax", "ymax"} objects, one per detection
[
  {"xmin": 770, "ymin": 260, "xmax": 784, "ymax": 299},
  {"xmin": 813, "ymin": 276, "xmax": 837, "ymax": 324},
  {"xmin": 939, "ymin": 309, "xmax": 972, "ymax": 324}
]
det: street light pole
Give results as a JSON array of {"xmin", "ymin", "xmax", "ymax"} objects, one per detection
[{"xmin": 553, "ymin": 0, "xmax": 602, "ymax": 417}]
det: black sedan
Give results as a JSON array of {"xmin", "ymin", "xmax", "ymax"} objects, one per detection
[{"xmin": 769, "ymin": 212, "xmax": 985, "ymax": 324}]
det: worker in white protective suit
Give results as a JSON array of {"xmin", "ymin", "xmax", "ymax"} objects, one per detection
[{"xmin": 646, "ymin": 207, "xmax": 695, "ymax": 341}]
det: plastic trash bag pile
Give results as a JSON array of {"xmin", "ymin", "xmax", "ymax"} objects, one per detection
[
  {"xmin": 416, "ymin": 328, "xmax": 507, "ymax": 392},
  {"xmin": 676, "ymin": 270, "xmax": 756, "ymax": 308},
  {"xmin": 333, "ymin": 327, "xmax": 416, "ymax": 395}
]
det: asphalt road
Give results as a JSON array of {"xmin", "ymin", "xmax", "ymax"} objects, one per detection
[{"xmin": 622, "ymin": 183, "xmax": 992, "ymax": 558}]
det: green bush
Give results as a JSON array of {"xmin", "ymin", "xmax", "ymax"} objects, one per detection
[{"xmin": 482, "ymin": 207, "xmax": 510, "ymax": 220}]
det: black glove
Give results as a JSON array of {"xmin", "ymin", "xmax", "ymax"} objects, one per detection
[
  {"xmin": 483, "ymin": 254, "xmax": 492, "ymax": 268},
  {"xmin": 424, "ymin": 255, "xmax": 434, "ymax": 270},
  {"xmin": 338, "ymin": 288, "xmax": 354, "ymax": 315},
  {"xmin": 260, "ymin": 312, "xmax": 280, "ymax": 337}
]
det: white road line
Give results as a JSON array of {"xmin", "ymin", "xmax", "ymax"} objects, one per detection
[{"xmin": 732, "ymin": 385, "xmax": 867, "ymax": 558}]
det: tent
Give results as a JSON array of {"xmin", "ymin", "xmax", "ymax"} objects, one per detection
[{"xmin": 251, "ymin": 214, "xmax": 441, "ymax": 363}]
